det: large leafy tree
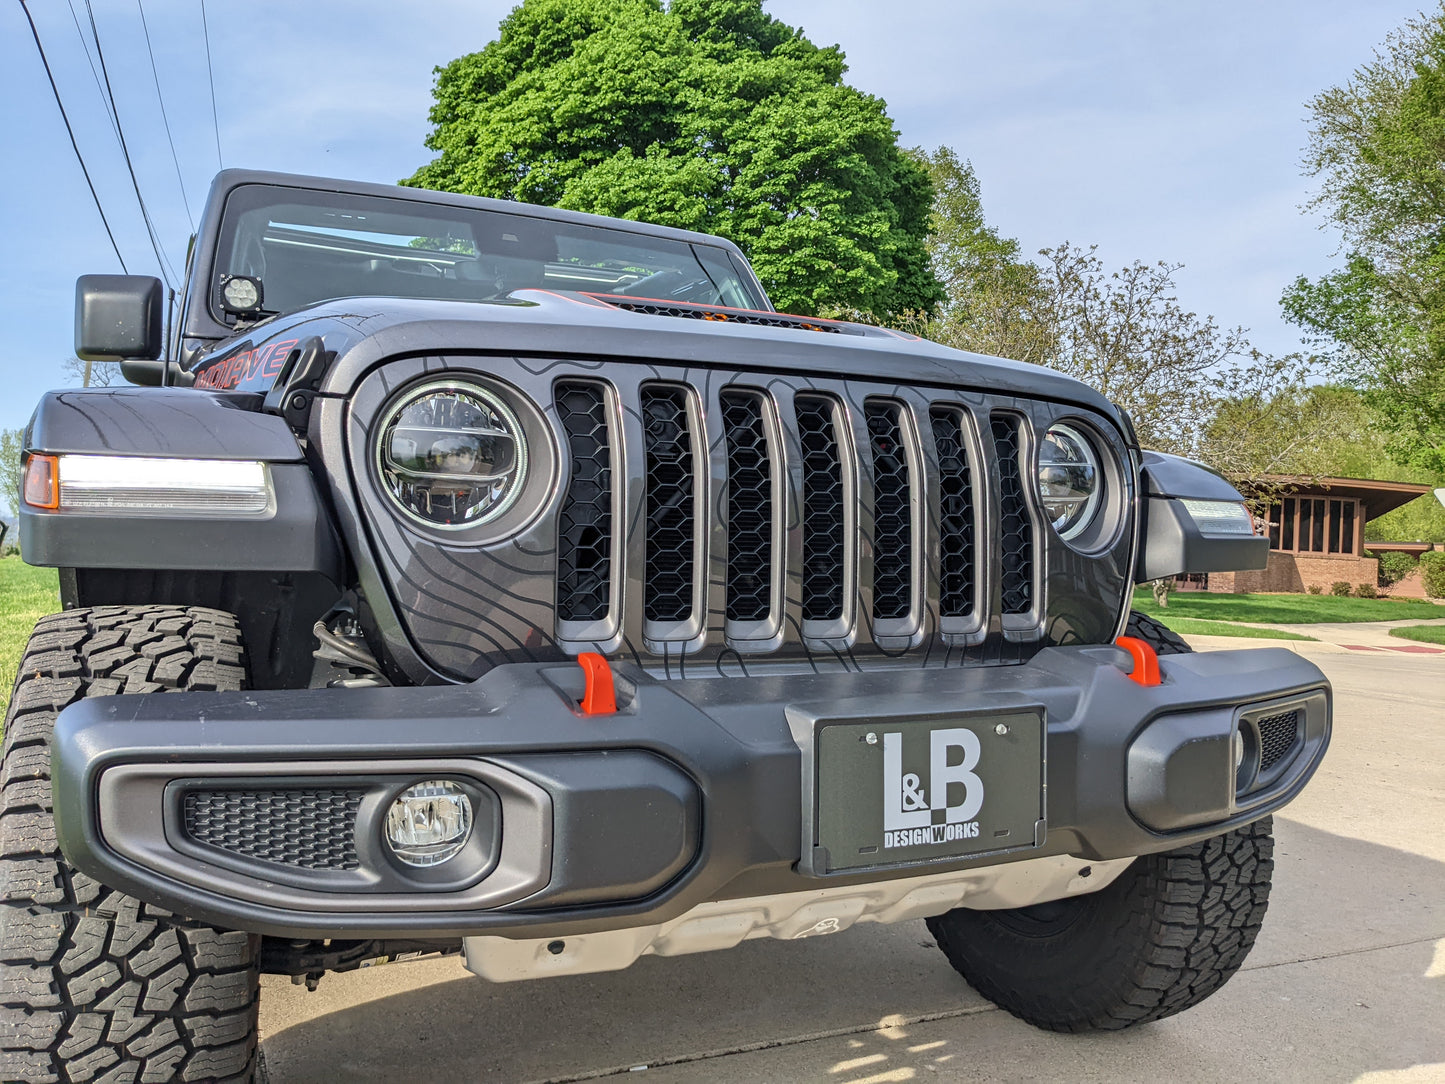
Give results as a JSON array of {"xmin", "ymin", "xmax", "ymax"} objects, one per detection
[
  {"xmin": 1281, "ymin": 6, "xmax": 1445, "ymax": 472},
  {"xmin": 908, "ymin": 148, "xmax": 1054, "ymax": 365},
  {"xmin": 406, "ymin": 0, "xmax": 942, "ymax": 316}
]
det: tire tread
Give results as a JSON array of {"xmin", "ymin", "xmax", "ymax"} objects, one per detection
[{"xmin": 0, "ymin": 607, "xmax": 258, "ymax": 1083}]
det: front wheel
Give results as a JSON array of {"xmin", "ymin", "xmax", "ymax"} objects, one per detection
[
  {"xmin": 926, "ymin": 818, "xmax": 1274, "ymax": 1031},
  {"xmin": 0, "ymin": 606, "xmax": 261, "ymax": 1083}
]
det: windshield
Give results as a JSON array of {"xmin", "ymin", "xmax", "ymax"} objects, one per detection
[{"xmin": 211, "ymin": 185, "xmax": 766, "ymax": 321}]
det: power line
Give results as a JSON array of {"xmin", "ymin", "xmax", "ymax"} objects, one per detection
[
  {"xmin": 17, "ymin": 0, "xmax": 129, "ymax": 273},
  {"xmin": 65, "ymin": 0, "xmax": 122, "ymax": 149},
  {"xmin": 135, "ymin": 0, "xmax": 194, "ymax": 230},
  {"xmin": 81, "ymin": 0, "xmax": 179, "ymax": 286},
  {"xmin": 200, "ymin": 0, "xmax": 223, "ymax": 170}
]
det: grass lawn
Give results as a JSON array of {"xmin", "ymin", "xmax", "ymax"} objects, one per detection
[
  {"xmin": 1389, "ymin": 624, "xmax": 1445, "ymax": 645},
  {"xmin": 0, "ymin": 557, "xmax": 61, "ymax": 718},
  {"xmin": 1133, "ymin": 586, "xmax": 1443, "ymax": 624},
  {"xmin": 1149, "ymin": 616, "xmax": 1315, "ymax": 641}
]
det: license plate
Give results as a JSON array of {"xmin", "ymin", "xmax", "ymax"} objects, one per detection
[{"xmin": 811, "ymin": 710, "xmax": 1045, "ymax": 873}]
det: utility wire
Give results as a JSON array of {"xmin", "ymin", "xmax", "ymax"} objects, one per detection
[
  {"xmin": 135, "ymin": 0, "xmax": 194, "ymax": 230},
  {"xmin": 81, "ymin": 0, "xmax": 179, "ymax": 286},
  {"xmin": 65, "ymin": 0, "xmax": 123, "ymax": 148},
  {"xmin": 200, "ymin": 0, "xmax": 223, "ymax": 170},
  {"xmin": 17, "ymin": 0, "xmax": 129, "ymax": 273}
]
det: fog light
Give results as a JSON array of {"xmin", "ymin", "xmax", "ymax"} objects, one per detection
[{"xmin": 384, "ymin": 780, "xmax": 472, "ymax": 867}]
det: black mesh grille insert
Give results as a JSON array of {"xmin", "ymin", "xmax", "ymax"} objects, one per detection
[
  {"xmin": 867, "ymin": 402, "xmax": 912, "ymax": 621},
  {"xmin": 642, "ymin": 386, "xmax": 696, "ymax": 622},
  {"xmin": 721, "ymin": 390, "xmax": 773, "ymax": 622},
  {"xmin": 589, "ymin": 295, "xmax": 860, "ymax": 335},
  {"xmin": 1257, "ymin": 709, "xmax": 1301, "ymax": 771},
  {"xmin": 182, "ymin": 788, "xmax": 363, "ymax": 870},
  {"xmin": 555, "ymin": 381, "xmax": 612, "ymax": 623},
  {"xmin": 796, "ymin": 395, "xmax": 847, "ymax": 621},
  {"xmin": 993, "ymin": 415, "xmax": 1034, "ymax": 616},
  {"xmin": 931, "ymin": 408, "xmax": 976, "ymax": 618}
]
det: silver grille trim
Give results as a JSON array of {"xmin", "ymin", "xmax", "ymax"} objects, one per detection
[{"xmin": 552, "ymin": 378, "xmax": 1056, "ymax": 660}]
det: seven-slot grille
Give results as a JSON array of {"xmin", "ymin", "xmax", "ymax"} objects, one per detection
[{"xmin": 553, "ymin": 382, "xmax": 1047, "ymax": 653}]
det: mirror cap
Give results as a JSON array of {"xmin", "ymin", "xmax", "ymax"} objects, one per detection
[{"xmin": 75, "ymin": 274, "xmax": 164, "ymax": 361}]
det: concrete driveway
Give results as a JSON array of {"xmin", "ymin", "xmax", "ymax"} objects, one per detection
[{"xmin": 256, "ymin": 646, "xmax": 1445, "ymax": 1083}]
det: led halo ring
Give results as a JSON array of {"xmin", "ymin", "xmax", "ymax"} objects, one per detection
[
  {"xmin": 1036, "ymin": 423, "xmax": 1103, "ymax": 542},
  {"xmin": 375, "ymin": 379, "xmax": 531, "ymax": 530}
]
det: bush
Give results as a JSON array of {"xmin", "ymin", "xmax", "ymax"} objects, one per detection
[
  {"xmin": 1356, "ymin": 582, "xmax": 1378, "ymax": 598},
  {"xmin": 1330, "ymin": 581, "xmax": 1352, "ymax": 596},
  {"xmin": 1307, "ymin": 583, "xmax": 1324, "ymax": 594},
  {"xmin": 1422, "ymin": 552, "xmax": 1445, "ymax": 598},
  {"xmin": 1377, "ymin": 551, "xmax": 1419, "ymax": 586}
]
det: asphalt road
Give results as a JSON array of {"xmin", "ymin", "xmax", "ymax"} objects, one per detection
[{"xmin": 257, "ymin": 647, "xmax": 1445, "ymax": 1083}]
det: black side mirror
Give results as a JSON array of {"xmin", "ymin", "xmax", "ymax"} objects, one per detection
[{"xmin": 75, "ymin": 274, "xmax": 163, "ymax": 361}]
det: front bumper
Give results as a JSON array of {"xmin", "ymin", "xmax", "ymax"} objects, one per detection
[{"xmin": 51, "ymin": 644, "xmax": 1330, "ymax": 940}]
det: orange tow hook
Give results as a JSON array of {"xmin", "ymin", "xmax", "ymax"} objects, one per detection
[
  {"xmin": 1114, "ymin": 636, "xmax": 1162, "ymax": 687},
  {"xmin": 577, "ymin": 652, "xmax": 617, "ymax": 714}
]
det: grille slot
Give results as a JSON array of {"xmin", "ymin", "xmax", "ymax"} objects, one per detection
[
  {"xmin": 931, "ymin": 407, "xmax": 976, "ymax": 618},
  {"xmin": 866, "ymin": 401, "xmax": 913, "ymax": 621},
  {"xmin": 993, "ymin": 415, "xmax": 1034, "ymax": 616},
  {"xmin": 721, "ymin": 390, "xmax": 774, "ymax": 623},
  {"xmin": 1257, "ymin": 710, "xmax": 1301, "ymax": 772},
  {"xmin": 642, "ymin": 386, "xmax": 697, "ymax": 623},
  {"xmin": 796, "ymin": 395, "xmax": 847, "ymax": 622},
  {"xmin": 555, "ymin": 381, "xmax": 613, "ymax": 623},
  {"xmin": 182, "ymin": 788, "xmax": 363, "ymax": 870}
]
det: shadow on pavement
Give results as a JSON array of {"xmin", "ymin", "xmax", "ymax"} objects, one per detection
[{"xmin": 258, "ymin": 818, "xmax": 1444, "ymax": 1083}]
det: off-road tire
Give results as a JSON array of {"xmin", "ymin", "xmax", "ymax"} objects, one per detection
[
  {"xmin": 1124, "ymin": 609, "xmax": 1191, "ymax": 656},
  {"xmin": 0, "ymin": 606, "xmax": 261, "ymax": 1083},
  {"xmin": 926, "ymin": 614, "xmax": 1275, "ymax": 1031},
  {"xmin": 926, "ymin": 818, "xmax": 1273, "ymax": 1031}
]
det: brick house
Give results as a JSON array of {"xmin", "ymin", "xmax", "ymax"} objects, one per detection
[{"xmin": 1206, "ymin": 476, "xmax": 1434, "ymax": 594}]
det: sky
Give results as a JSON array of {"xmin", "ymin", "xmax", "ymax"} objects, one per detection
[{"xmin": 0, "ymin": 0, "xmax": 1430, "ymax": 438}]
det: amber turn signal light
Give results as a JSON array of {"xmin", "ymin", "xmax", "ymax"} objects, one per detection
[{"xmin": 22, "ymin": 454, "xmax": 59, "ymax": 510}]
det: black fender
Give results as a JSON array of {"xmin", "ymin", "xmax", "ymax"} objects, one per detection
[
  {"xmin": 1135, "ymin": 450, "xmax": 1269, "ymax": 582},
  {"xmin": 19, "ymin": 387, "xmax": 341, "ymax": 582}
]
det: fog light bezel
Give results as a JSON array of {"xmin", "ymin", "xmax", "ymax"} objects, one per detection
[{"xmin": 373, "ymin": 776, "xmax": 502, "ymax": 887}]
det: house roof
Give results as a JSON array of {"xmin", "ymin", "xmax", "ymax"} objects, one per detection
[
  {"xmin": 1242, "ymin": 475, "xmax": 1435, "ymax": 520},
  {"xmin": 1363, "ymin": 540, "xmax": 1435, "ymax": 555}
]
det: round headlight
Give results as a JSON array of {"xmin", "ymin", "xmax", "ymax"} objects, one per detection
[
  {"xmin": 384, "ymin": 780, "xmax": 473, "ymax": 868},
  {"xmin": 1036, "ymin": 424, "xmax": 1101, "ymax": 541},
  {"xmin": 378, "ymin": 382, "xmax": 528, "ymax": 528}
]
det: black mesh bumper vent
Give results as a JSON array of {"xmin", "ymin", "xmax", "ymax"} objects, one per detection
[
  {"xmin": 796, "ymin": 395, "xmax": 846, "ymax": 622},
  {"xmin": 992, "ymin": 415, "xmax": 1034, "ymax": 616},
  {"xmin": 931, "ymin": 408, "xmax": 976, "ymax": 618},
  {"xmin": 182, "ymin": 788, "xmax": 363, "ymax": 871},
  {"xmin": 555, "ymin": 381, "xmax": 612, "ymax": 623},
  {"xmin": 721, "ymin": 390, "xmax": 773, "ymax": 622},
  {"xmin": 867, "ymin": 401, "xmax": 912, "ymax": 621},
  {"xmin": 1257, "ymin": 709, "xmax": 1301, "ymax": 771},
  {"xmin": 642, "ymin": 386, "xmax": 696, "ymax": 622}
]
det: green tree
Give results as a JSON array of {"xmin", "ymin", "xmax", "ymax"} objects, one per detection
[
  {"xmin": 1281, "ymin": 6, "xmax": 1445, "ymax": 472},
  {"xmin": 1, "ymin": 428, "xmax": 23, "ymax": 520},
  {"xmin": 406, "ymin": 0, "xmax": 942, "ymax": 317},
  {"xmin": 908, "ymin": 148, "xmax": 1054, "ymax": 365}
]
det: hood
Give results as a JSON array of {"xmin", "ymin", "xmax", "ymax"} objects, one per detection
[{"xmin": 188, "ymin": 291, "xmax": 1124, "ymax": 426}]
